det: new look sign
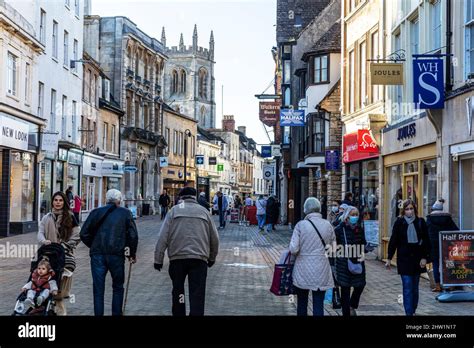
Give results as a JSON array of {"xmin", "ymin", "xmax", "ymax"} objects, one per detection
[{"xmin": 413, "ymin": 57, "xmax": 444, "ymax": 109}]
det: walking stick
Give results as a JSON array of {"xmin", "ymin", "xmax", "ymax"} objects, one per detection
[{"xmin": 122, "ymin": 260, "xmax": 133, "ymax": 315}]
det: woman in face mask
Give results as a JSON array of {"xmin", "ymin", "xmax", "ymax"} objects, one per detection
[
  {"xmin": 334, "ymin": 206, "xmax": 367, "ymax": 316},
  {"xmin": 385, "ymin": 199, "xmax": 431, "ymax": 316},
  {"xmin": 328, "ymin": 200, "xmax": 342, "ymax": 225}
]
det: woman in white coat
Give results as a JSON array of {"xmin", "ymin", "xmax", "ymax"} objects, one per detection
[{"xmin": 289, "ymin": 197, "xmax": 336, "ymax": 316}]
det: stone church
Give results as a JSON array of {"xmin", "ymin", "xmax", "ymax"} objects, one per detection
[{"xmin": 162, "ymin": 25, "xmax": 216, "ymax": 129}]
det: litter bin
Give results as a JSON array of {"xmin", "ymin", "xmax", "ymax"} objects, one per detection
[{"xmin": 142, "ymin": 203, "xmax": 150, "ymax": 216}]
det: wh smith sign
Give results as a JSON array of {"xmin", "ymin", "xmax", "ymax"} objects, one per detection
[{"xmin": 413, "ymin": 57, "xmax": 444, "ymax": 109}]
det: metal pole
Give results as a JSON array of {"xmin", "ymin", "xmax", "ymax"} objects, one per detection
[{"xmin": 184, "ymin": 136, "xmax": 187, "ymax": 186}]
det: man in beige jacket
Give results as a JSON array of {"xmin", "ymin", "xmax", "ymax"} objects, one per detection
[{"xmin": 154, "ymin": 187, "xmax": 219, "ymax": 316}]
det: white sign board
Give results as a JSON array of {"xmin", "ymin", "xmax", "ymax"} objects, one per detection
[
  {"xmin": 0, "ymin": 115, "xmax": 29, "ymax": 151},
  {"xmin": 83, "ymin": 155, "xmax": 103, "ymax": 177},
  {"xmin": 271, "ymin": 145, "xmax": 281, "ymax": 157},
  {"xmin": 263, "ymin": 163, "xmax": 275, "ymax": 181},
  {"xmin": 41, "ymin": 133, "xmax": 59, "ymax": 152},
  {"xmin": 102, "ymin": 160, "xmax": 124, "ymax": 177}
]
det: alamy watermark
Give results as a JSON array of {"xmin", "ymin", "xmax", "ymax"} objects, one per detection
[{"xmin": 0, "ymin": 242, "xmax": 38, "ymax": 259}]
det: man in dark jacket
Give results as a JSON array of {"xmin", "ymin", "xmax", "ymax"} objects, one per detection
[
  {"xmin": 426, "ymin": 199, "xmax": 459, "ymax": 291},
  {"xmin": 198, "ymin": 192, "xmax": 210, "ymax": 210},
  {"xmin": 154, "ymin": 187, "xmax": 219, "ymax": 316},
  {"xmin": 341, "ymin": 192, "xmax": 353, "ymax": 206},
  {"xmin": 80, "ymin": 189, "xmax": 138, "ymax": 316},
  {"xmin": 159, "ymin": 189, "xmax": 171, "ymax": 220},
  {"xmin": 265, "ymin": 196, "xmax": 279, "ymax": 232}
]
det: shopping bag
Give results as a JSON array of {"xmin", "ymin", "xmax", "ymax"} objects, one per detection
[{"xmin": 270, "ymin": 252, "xmax": 295, "ymax": 296}]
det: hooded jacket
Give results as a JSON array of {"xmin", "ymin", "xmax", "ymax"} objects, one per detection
[{"xmin": 426, "ymin": 211, "xmax": 458, "ymax": 254}]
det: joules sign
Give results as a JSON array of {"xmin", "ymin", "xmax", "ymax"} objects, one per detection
[
  {"xmin": 397, "ymin": 122, "xmax": 416, "ymax": 141},
  {"xmin": 0, "ymin": 115, "xmax": 29, "ymax": 151}
]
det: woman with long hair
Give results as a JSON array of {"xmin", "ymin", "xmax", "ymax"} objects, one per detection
[
  {"xmin": 386, "ymin": 199, "xmax": 431, "ymax": 316},
  {"xmin": 38, "ymin": 191, "xmax": 80, "ymax": 315}
]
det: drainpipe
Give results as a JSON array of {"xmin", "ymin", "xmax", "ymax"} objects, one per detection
[
  {"xmin": 446, "ymin": 0, "xmax": 453, "ymax": 92},
  {"xmin": 426, "ymin": 109, "xmax": 443, "ymax": 203}
]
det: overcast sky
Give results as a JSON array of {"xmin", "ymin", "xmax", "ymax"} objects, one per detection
[{"xmin": 92, "ymin": 0, "xmax": 276, "ymax": 146}]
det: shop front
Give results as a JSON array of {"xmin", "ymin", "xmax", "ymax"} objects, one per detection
[
  {"xmin": 66, "ymin": 149, "xmax": 82, "ymax": 197},
  {"xmin": 101, "ymin": 158, "xmax": 125, "ymax": 205},
  {"xmin": 343, "ymin": 131, "xmax": 380, "ymax": 219},
  {"xmin": 0, "ymin": 113, "xmax": 39, "ymax": 236},
  {"xmin": 381, "ymin": 115, "xmax": 437, "ymax": 259},
  {"xmin": 81, "ymin": 153, "xmax": 103, "ymax": 220},
  {"xmin": 162, "ymin": 165, "xmax": 196, "ymax": 206}
]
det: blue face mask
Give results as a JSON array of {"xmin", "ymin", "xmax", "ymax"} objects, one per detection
[{"xmin": 349, "ymin": 216, "xmax": 359, "ymax": 225}]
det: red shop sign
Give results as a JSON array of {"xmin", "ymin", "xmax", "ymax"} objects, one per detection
[
  {"xmin": 357, "ymin": 129, "xmax": 378, "ymax": 153},
  {"xmin": 343, "ymin": 131, "xmax": 379, "ymax": 164}
]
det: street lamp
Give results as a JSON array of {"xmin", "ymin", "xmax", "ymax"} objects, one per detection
[{"xmin": 183, "ymin": 129, "xmax": 192, "ymax": 186}]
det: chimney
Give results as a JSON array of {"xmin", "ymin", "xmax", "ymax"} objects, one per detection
[
  {"xmin": 237, "ymin": 126, "xmax": 246, "ymax": 135},
  {"xmin": 222, "ymin": 115, "xmax": 235, "ymax": 132}
]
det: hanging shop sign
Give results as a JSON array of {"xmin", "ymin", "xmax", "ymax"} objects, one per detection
[
  {"xmin": 370, "ymin": 63, "xmax": 404, "ymax": 85},
  {"xmin": 325, "ymin": 149, "xmax": 340, "ymax": 171},
  {"xmin": 217, "ymin": 164, "xmax": 224, "ymax": 172},
  {"xmin": 440, "ymin": 231, "xmax": 474, "ymax": 286},
  {"xmin": 261, "ymin": 146, "xmax": 272, "ymax": 158},
  {"xmin": 343, "ymin": 132, "xmax": 379, "ymax": 164},
  {"xmin": 0, "ymin": 115, "xmax": 29, "ymax": 151},
  {"xmin": 357, "ymin": 130, "xmax": 378, "ymax": 153},
  {"xmin": 271, "ymin": 145, "xmax": 281, "ymax": 157},
  {"xmin": 413, "ymin": 57, "xmax": 444, "ymax": 109},
  {"xmin": 198, "ymin": 177, "xmax": 209, "ymax": 186},
  {"xmin": 196, "ymin": 155, "xmax": 204, "ymax": 165},
  {"xmin": 259, "ymin": 101, "xmax": 280, "ymax": 127},
  {"xmin": 263, "ymin": 163, "xmax": 275, "ymax": 181},
  {"xmin": 67, "ymin": 149, "xmax": 83, "ymax": 165},
  {"xmin": 124, "ymin": 165, "xmax": 138, "ymax": 173},
  {"xmin": 280, "ymin": 109, "xmax": 305, "ymax": 126},
  {"xmin": 209, "ymin": 157, "xmax": 217, "ymax": 165},
  {"xmin": 159, "ymin": 156, "xmax": 168, "ymax": 167},
  {"xmin": 41, "ymin": 133, "xmax": 59, "ymax": 153}
]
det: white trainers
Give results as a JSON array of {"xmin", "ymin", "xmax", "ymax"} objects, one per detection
[{"xmin": 24, "ymin": 298, "xmax": 34, "ymax": 309}]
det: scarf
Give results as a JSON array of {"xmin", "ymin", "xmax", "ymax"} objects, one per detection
[{"xmin": 404, "ymin": 215, "xmax": 418, "ymax": 244}]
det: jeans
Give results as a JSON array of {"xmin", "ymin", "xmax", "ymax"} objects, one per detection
[
  {"xmin": 294, "ymin": 287, "xmax": 326, "ymax": 316},
  {"xmin": 91, "ymin": 254, "xmax": 125, "ymax": 316},
  {"xmin": 168, "ymin": 259, "xmax": 208, "ymax": 316},
  {"xmin": 266, "ymin": 223, "xmax": 273, "ymax": 232},
  {"xmin": 401, "ymin": 274, "xmax": 420, "ymax": 316},
  {"xmin": 160, "ymin": 206, "xmax": 168, "ymax": 220},
  {"xmin": 340, "ymin": 285, "xmax": 365, "ymax": 316},
  {"xmin": 257, "ymin": 214, "xmax": 266, "ymax": 229},
  {"xmin": 218, "ymin": 210, "xmax": 226, "ymax": 228}
]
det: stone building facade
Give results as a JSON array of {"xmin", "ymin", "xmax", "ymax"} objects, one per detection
[
  {"xmin": 87, "ymin": 16, "xmax": 167, "ymax": 214},
  {"xmin": 162, "ymin": 25, "xmax": 216, "ymax": 129}
]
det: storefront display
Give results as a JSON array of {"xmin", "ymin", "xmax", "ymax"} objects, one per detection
[
  {"xmin": 81, "ymin": 153, "xmax": 103, "ymax": 218},
  {"xmin": 10, "ymin": 151, "xmax": 35, "ymax": 222},
  {"xmin": 40, "ymin": 160, "xmax": 53, "ymax": 218}
]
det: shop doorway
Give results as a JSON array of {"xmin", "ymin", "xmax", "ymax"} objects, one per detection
[{"xmin": 403, "ymin": 175, "xmax": 418, "ymax": 206}]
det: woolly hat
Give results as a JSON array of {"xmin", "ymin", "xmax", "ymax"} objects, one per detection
[
  {"xmin": 179, "ymin": 187, "xmax": 197, "ymax": 198},
  {"xmin": 432, "ymin": 199, "xmax": 444, "ymax": 211}
]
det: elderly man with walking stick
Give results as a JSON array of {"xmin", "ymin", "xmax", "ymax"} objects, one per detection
[{"xmin": 80, "ymin": 189, "xmax": 138, "ymax": 316}]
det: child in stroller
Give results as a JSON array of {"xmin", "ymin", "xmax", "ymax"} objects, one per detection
[
  {"xmin": 21, "ymin": 259, "xmax": 58, "ymax": 309},
  {"xmin": 13, "ymin": 243, "xmax": 65, "ymax": 316}
]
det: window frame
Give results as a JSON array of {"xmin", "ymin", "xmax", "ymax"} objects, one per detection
[
  {"xmin": 7, "ymin": 51, "xmax": 18, "ymax": 96},
  {"xmin": 52, "ymin": 21, "xmax": 58, "ymax": 59},
  {"xmin": 40, "ymin": 9, "xmax": 46, "ymax": 45},
  {"xmin": 103, "ymin": 122, "xmax": 109, "ymax": 151},
  {"xmin": 312, "ymin": 54, "xmax": 329, "ymax": 84},
  {"xmin": 63, "ymin": 30, "xmax": 69, "ymax": 67},
  {"xmin": 38, "ymin": 82, "xmax": 44, "ymax": 117}
]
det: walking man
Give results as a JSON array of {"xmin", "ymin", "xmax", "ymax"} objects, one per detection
[
  {"xmin": 213, "ymin": 191, "xmax": 228, "ymax": 229},
  {"xmin": 256, "ymin": 195, "xmax": 267, "ymax": 231},
  {"xmin": 80, "ymin": 189, "xmax": 138, "ymax": 316},
  {"xmin": 198, "ymin": 191, "xmax": 210, "ymax": 210},
  {"xmin": 159, "ymin": 189, "xmax": 171, "ymax": 220},
  {"xmin": 154, "ymin": 187, "xmax": 219, "ymax": 316}
]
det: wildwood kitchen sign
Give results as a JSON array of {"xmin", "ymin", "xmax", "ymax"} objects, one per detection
[{"xmin": 370, "ymin": 63, "xmax": 404, "ymax": 85}]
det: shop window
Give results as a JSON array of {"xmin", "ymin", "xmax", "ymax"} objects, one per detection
[
  {"xmin": 361, "ymin": 160, "xmax": 379, "ymax": 220},
  {"xmin": 387, "ymin": 164, "xmax": 402, "ymax": 236},
  {"xmin": 404, "ymin": 161, "xmax": 418, "ymax": 174},
  {"xmin": 67, "ymin": 164, "xmax": 80, "ymax": 198},
  {"xmin": 422, "ymin": 159, "xmax": 437, "ymax": 216},
  {"xmin": 347, "ymin": 162, "xmax": 360, "ymax": 206},
  {"xmin": 460, "ymin": 157, "xmax": 474, "ymax": 229},
  {"xmin": 10, "ymin": 152, "xmax": 35, "ymax": 222},
  {"xmin": 40, "ymin": 160, "xmax": 53, "ymax": 218}
]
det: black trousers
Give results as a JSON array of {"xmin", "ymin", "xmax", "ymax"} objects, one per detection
[
  {"xmin": 340, "ymin": 285, "xmax": 365, "ymax": 316},
  {"xmin": 168, "ymin": 259, "xmax": 208, "ymax": 316}
]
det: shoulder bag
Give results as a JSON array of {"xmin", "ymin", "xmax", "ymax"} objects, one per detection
[{"xmin": 343, "ymin": 226, "xmax": 363, "ymax": 275}]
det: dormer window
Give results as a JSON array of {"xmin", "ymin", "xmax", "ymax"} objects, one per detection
[{"xmin": 312, "ymin": 55, "xmax": 328, "ymax": 84}]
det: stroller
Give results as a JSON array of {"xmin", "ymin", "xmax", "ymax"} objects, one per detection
[{"xmin": 13, "ymin": 243, "xmax": 65, "ymax": 316}]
